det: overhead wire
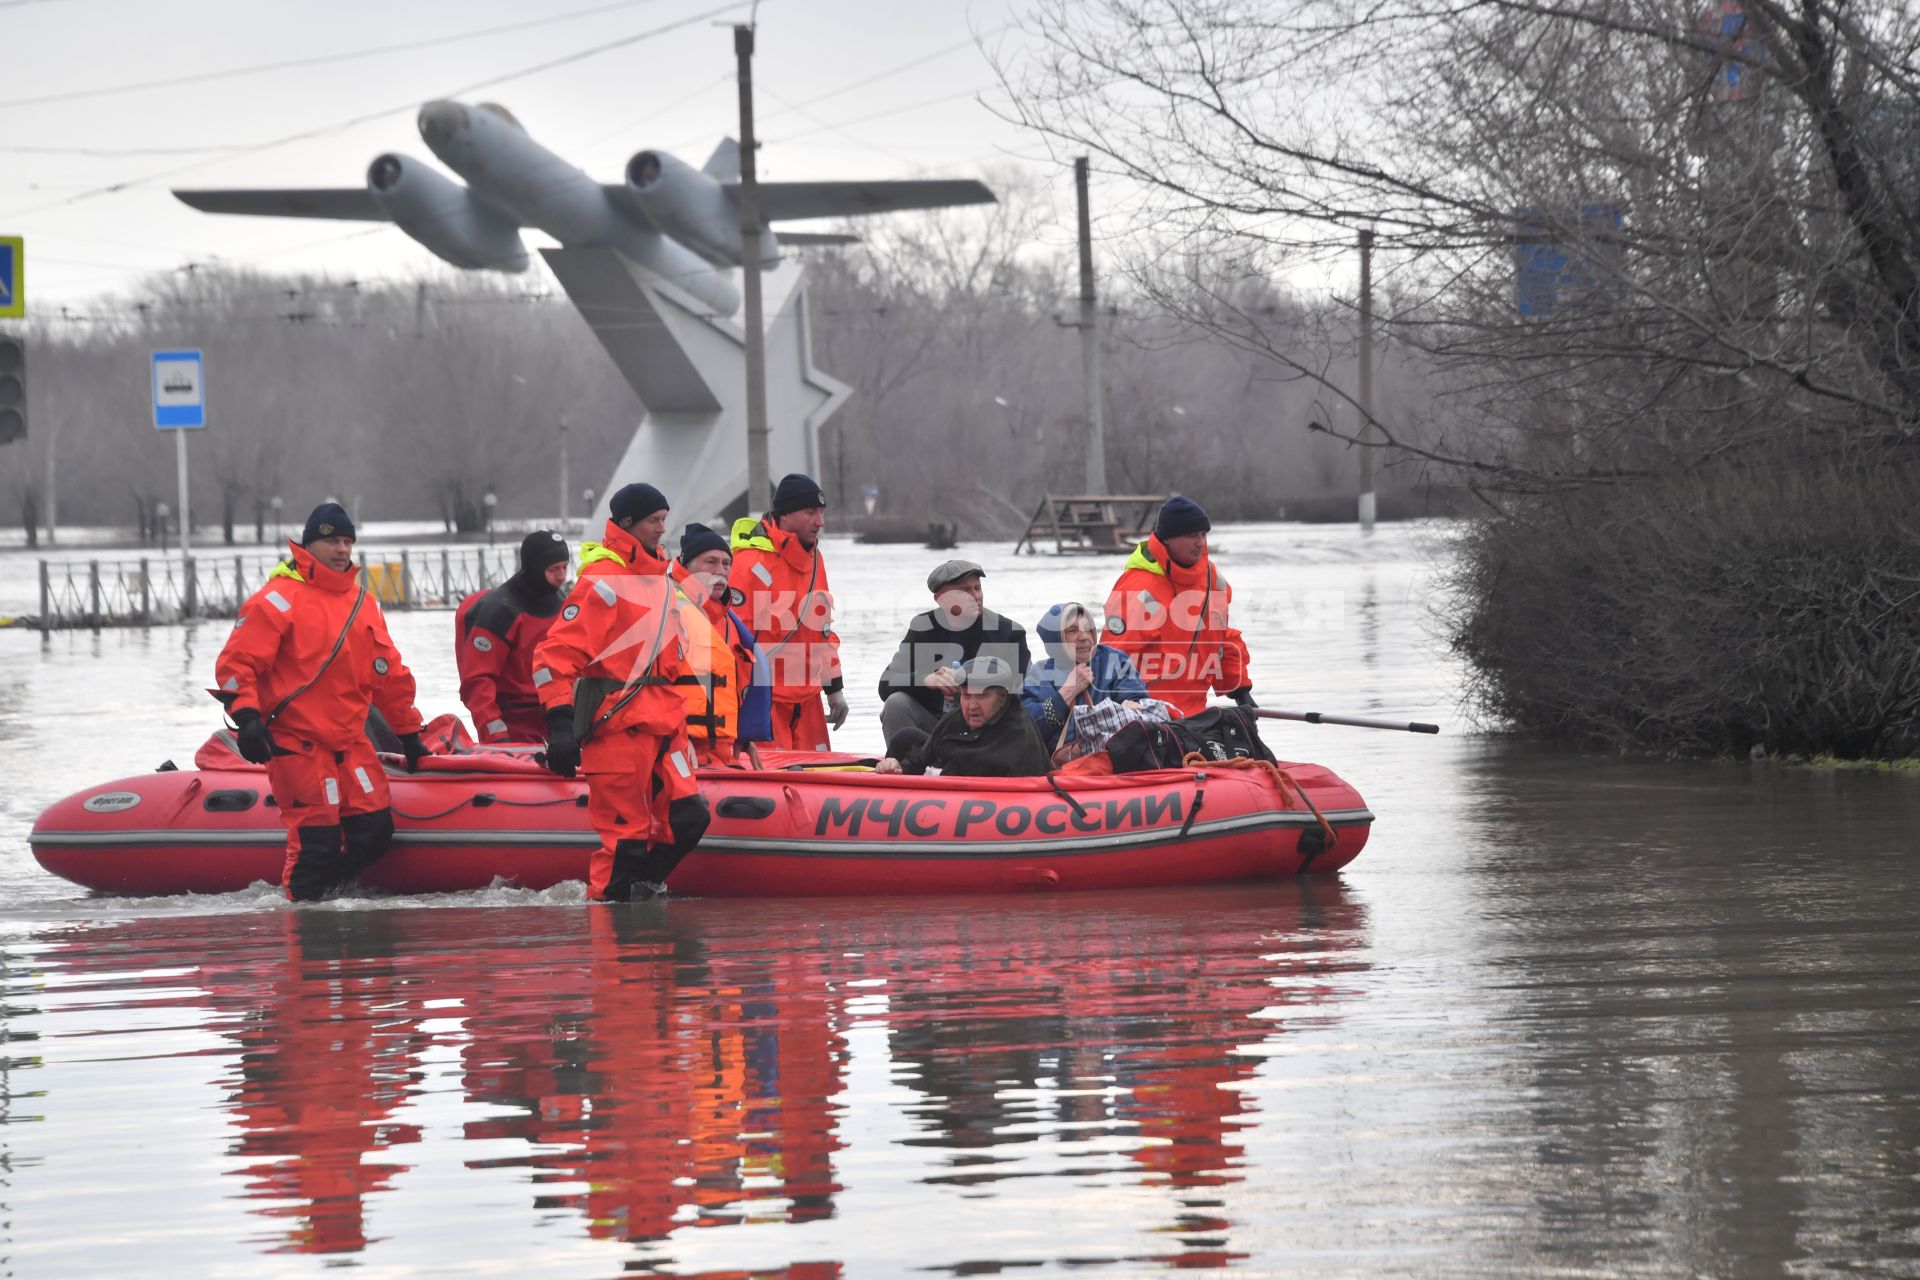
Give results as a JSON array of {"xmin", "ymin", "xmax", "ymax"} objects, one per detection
[
  {"xmin": 0, "ymin": 0, "xmax": 684, "ymax": 110},
  {"xmin": 0, "ymin": 0, "xmax": 759, "ymax": 221},
  {"xmin": 762, "ymin": 25, "xmax": 1009, "ymax": 119},
  {"xmin": 658, "ymin": 22, "xmax": 1009, "ymax": 155},
  {"xmin": 769, "ymin": 88, "xmax": 992, "ymax": 147},
  {"xmin": 3, "ymin": 143, "xmax": 254, "ymax": 158},
  {"xmin": 20, "ymin": 4, "xmax": 1024, "ymax": 299},
  {"xmin": 753, "ymin": 84, "xmax": 918, "ymax": 171}
]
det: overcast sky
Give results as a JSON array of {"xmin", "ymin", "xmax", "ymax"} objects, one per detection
[{"xmin": 2, "ymin": 0, "xmax": 1062, "ymax": 303}]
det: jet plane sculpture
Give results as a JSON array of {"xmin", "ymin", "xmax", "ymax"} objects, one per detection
[{"xmin": 175, "ymin": 99, "xmax": 995, "ymax": 316}]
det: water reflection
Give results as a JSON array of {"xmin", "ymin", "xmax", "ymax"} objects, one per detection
[
  {"xmin": 225, "ymin": 912, "xmax": 425, "ymax": 1253},
  {"xmin": 16, "ymin": 884, "xmax": 1366, "ymax": 1273},
  {"xmin": 872, "ymin": 882, "xmax": 1367, "ymax": 1272},
  {"xmin": 1456, "ymin": 744, "xmax": 1920, "ymax": 1275}
]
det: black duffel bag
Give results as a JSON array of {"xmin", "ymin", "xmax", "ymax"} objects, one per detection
[{"xmin": 1106, "ymin": 706, "xmax": 1275, "ymax": 773}]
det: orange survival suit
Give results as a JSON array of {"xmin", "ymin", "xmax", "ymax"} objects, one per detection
[
  {"xmin": 532, "ymin": 519, "xmax": 711, "ymax": 901},
  {"xmin": 728, "ymin": 515, "xmax": 842, "ymax": 751},
  {"xmin": 215, "ymin": 540, "xmax": 425, "ymax": 900},
  {"xmin": 1101, "ymin": 533, "xmax": 1252, "ymax": 716}
]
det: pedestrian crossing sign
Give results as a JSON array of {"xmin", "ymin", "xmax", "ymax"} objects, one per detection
[{"xmin": 0, "ymin": 238, "xmax": 20, "ymax": 319}]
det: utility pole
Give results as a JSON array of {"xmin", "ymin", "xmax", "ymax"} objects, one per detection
[
  {"xmin": 735, "ymin": 23, "xmax": 771, "ymax": 512},
  {"xmin": 45, "ymin": 424, "xmax": 56, "ymax": 544},
  {"xmin": 1357, "ymin": 228, "xmax": 1376, "ymax": 534},
  {"xmin": 1075, "ymin": 157, "xmax": 1107, "ymax": 492},
  {"xmin": 557, "ymin": 412, "xmax": 570, "ymax": 533}
]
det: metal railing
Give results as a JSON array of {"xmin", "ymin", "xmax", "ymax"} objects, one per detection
[{"xmin": 30, "ymin": 546, "xmax": 520, "ymax": 634}]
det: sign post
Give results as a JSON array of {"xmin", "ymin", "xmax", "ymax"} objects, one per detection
[
  {"xmin": 0, "ymin": 237, "xmax": 22, "ymax": 319},
  {"xmin": 152, "ymin": 349, "xmax": 206, "ymax": 558}
]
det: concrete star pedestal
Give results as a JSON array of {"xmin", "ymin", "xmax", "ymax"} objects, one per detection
[{"xmin": 543, "ymin": 247, "xmax": 850, "ymax": 526}]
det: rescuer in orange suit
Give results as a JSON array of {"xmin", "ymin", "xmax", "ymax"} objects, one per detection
[
  {"xmin": 534, "ymin": 483, "xmax": 711, "ymax": 902},
  {"xmin": 455, "ymin": 529, "xmax": 570, "ymax": 742},
  {"xmin": 728, "ymin": 473, "xmax": 847, "ymax": 751},
  {"xmin": 1101, "ymin": 495, "xmax": 1254, "ymax": 717},
  {"xmin": 670, "ymin": 522, "xmax": 773, "ymax": 766},
  {"xmin": 215, "ymin": 502, "xmax": 431, "ymax": 902}
]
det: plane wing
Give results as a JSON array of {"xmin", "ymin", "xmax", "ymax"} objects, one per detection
[
  {"xmin": 748, "ymin": 180, "xmax": 996, "ymax": 223},
  {"xmin": 777, "ymin": 232, "xmax": 861, "ymax": 247},
  {"xmin": 175, "ymin": 189, "xmax": 389, "ymax": 221}
]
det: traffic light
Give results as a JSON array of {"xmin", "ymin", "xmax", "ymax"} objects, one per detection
[{"xmin": 0, "ymin": 334, "xmax": 21, "ymax": 445}]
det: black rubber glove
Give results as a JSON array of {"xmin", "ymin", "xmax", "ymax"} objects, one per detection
[
  {"xmin": 399, "ymin": 732, "xmax": 429, "ymax": 773},
  {"xmin": 544, "ymin": 707, "xmax": 580, "ymax": 779},
  {"xmin": 1227, "ymin": 687, "xmax": 1258, "ymax": 709},
  {"xmin": 233, "ymin": 708, "xmax": 274, "ymax": 765}
]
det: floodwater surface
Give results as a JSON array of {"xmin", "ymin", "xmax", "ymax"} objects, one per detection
[{"xmin": 2, "ymin": 524, "xmax": 1917, "ymax": 1277}]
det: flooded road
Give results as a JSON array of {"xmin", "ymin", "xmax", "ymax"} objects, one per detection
[{"xmin": 2, "ymin": 523, "xmax": 1917, "ymax": 1276}]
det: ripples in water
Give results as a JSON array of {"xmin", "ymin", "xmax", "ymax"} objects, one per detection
[{"xmin": 2, "ymin": 884, "xmax": 1368, "ymax": 1275}]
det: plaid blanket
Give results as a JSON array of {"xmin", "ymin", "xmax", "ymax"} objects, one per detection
[{"xmin": 1058, "ymin": 698, "xmax": 1177, "ymax": 760}]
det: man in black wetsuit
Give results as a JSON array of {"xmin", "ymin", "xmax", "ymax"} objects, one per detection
[{"xmin": 455, "ymin": 530, "xmax": 570, "ymax": 742}]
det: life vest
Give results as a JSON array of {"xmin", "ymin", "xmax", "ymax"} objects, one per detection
[{"xmin": 668, "ymin": 566, "xmax": 750, "ymax": 748}]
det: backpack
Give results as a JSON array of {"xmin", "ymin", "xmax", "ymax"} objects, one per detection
[{"xmin": 1106, "ymin": 706, "xmax": 1274, "ymax": 773}]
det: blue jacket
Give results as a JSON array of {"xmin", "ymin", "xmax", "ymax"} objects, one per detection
[{"xmin": 1021, "ymin": 602, "xmax": 1151, "ymax": 743}]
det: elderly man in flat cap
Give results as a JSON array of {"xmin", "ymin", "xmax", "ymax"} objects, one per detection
[
  {"xmin": 876, "ymin": 655, "xmax": 1050, "ymax": 778},
  {"xmin": 876, "ymin": 558, "xmax": 1032, "ymax": 743}
]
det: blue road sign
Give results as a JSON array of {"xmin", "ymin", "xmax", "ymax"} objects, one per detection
[
  {"xmin": 152, "ymin": 349, "xmax": 206, "ymax": 428},
  {"xmin": 0, "ymin": 237, "xmax": 21, "ymax": 319}
]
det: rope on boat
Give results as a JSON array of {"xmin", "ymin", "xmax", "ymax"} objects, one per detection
[
  {"xmin": 1180, "ymin": 753, "xmax": 1339, "ymax": 862},
  {"xmin": 388, "ymin": 792, "xmax": 584, "ymax": 822}
]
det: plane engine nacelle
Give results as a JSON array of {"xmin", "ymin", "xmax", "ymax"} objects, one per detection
[
  {"xmin": 626, "ymin": 150, "xmax": 778, "ymax": 269},
  {"xmin": 367, "ymin": 153, "xmax": 530, "ymax": 273}
]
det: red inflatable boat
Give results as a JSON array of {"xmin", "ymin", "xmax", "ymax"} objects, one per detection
[{"xmin": 30, "ymin": 737, "xmax": 1373, "ymax": 898}]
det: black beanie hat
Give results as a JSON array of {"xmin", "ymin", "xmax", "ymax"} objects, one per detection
[
  {"xmin": 609, "ymin": 482, "xmax": 669, "ymax": 524},
  {"xmin": 519, "ymin": 529, "xmax": 569, "ymax": 576},
  {"xmin": 771, "ymin": 473, "xmax": 826, "ymax": 517},
  {"xmin": 300, "ymin": 501, "xmax": 356, "ymax": 545},
  {"xmin": 678, "ymin": 522, "xmax": 730, "ymax": 565},
  {"xmin": 1154, "ymin": 495, "xmax": 1211, "ymax": 541}
]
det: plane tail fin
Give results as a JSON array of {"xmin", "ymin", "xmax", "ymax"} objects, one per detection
[{"xmin": 703, "ymin": 138, "xmax": 741, "ymax": 182}]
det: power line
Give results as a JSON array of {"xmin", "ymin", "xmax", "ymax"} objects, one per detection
[
  {"xmin": 577, "ymin": 72, "xmax": 736, "ymax": 159},
  {"xmin": 4, "ymin": 144, "xmax": 253, "ymax": 158},
  {"xmin": 0, "ymin": 0, "xmax": 682, "ymax": 110},
  {"xmin": 754, "ymin": 84, "xmax": 917, "ymax": 170},
  {"xmin": 771, "ymin": 87, "xmax": 989, "ymax": 147},
  {"xmin": 763, "ymin": 26, "xmax": 1008, "ymax": 120},
  {"xmin": 659, "ymin": 23, "xmax": 1007, "ymax": 156},
  {"xmin": 0, "ymin": 0, "xmax": 758, "ymax": 221}
]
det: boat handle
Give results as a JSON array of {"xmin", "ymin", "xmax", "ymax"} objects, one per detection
[{"xmin": 716, "ymin": 795, "xmax": 776, "ymax": 820}]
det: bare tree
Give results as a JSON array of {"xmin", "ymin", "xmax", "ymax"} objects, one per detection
[
  {"xmin": 994, "ymin": 0, "xmax": 1920, "ymax": 486},
  {"xmin": 994, "ymin": 1, "xmax": 1920, "ymax": 756}
]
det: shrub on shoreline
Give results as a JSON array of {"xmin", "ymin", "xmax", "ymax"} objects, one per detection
[{"xmin": 1443, "ymin": 454, "xmax": 1920, "ymax": 760}]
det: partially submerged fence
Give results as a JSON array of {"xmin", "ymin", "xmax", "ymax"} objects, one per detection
[{"xmin": 27, "ymin": 546, "xmax": 520, "ymax": 634}]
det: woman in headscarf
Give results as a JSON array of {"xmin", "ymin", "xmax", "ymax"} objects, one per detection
[{"xmin": 1021, "ymin": 601, "xmax": 1151, "ymax": 753}]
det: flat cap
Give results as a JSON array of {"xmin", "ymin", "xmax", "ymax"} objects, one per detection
[
  {"xmin": 956, "ymin": 654, "xmax": 1020, "ymax": 692},
  {"xmin": 927, "ymin": 558, "xmax": 985, "ymax": 593}
]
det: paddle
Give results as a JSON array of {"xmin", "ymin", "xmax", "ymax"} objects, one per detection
[{"xmin": 1243, "ymin": 707, "xmax": 1440, "ymax": 734}]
